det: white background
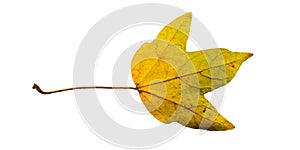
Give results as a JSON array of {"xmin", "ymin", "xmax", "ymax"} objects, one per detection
[{"xmin": 1, "ymin": 0, "xmax": 300, "ymax": 149}]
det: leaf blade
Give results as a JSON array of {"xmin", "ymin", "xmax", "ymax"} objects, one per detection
[{"xmin": 131, "ymin": 12, "xmax": 252, "ymax": 131}]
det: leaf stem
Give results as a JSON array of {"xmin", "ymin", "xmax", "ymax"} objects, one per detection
[{"xmin": 32, "ymin": 83, "xmax": 137, "ymax": 94}]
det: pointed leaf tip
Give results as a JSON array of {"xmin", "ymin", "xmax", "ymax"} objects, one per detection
[
  {"xmin": 249, "ymin": 53, "xmax": 254, "ymax": 57},
  {"xmin": 240, "ymin": 52, "xmax": 254, "ymax": 62},
  {"xmin": 186, "ymin": 11, "xmax": 192, "ymax": 15},
  {"xmin": 207, "ymin": 114, "xmax": 235, "ymax": 131},
  {"xmin": 156, "ymin": 12, "xmax": 192, "ymax": 51}
]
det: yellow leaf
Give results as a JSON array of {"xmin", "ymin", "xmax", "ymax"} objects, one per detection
[{"xmin": 131, "ymin": 12, "xmax": 252, "ymax": 130}]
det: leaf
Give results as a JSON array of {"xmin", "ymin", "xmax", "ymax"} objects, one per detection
[{"xmin": 131, "ymin": 12, "xmax": 252, "ymax": 130}]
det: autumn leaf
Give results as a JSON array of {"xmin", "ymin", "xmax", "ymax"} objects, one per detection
[
  {"xmin": 33, "ymin": 12, "xmax": 252, "ymax": 131},
  {"xmin": 131, "ymin": 12, "xmax": 252, "ymax": 130}
]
